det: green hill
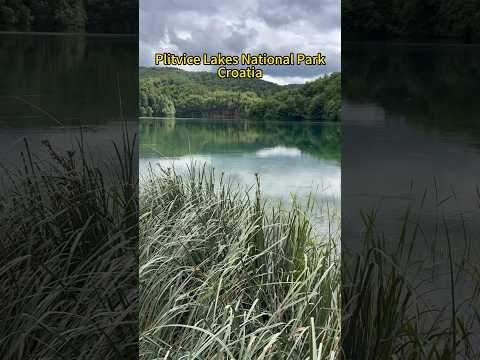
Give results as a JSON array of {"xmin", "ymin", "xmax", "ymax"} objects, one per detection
[{"xmin": 139, "ymin": 67, "xmax": 340, "ymax": 122}]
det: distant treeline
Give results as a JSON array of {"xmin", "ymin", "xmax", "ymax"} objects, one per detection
[
  {"xmin": 139, "ymin": 67, "xmax": 340, "ymax": 122},
  {"xmin": 343, "ymin": 0, "xmax": 480, "ymax": 42},
  {"xmin": 0, "ymin": 0, "xmax": 137, "ymax": 33}
]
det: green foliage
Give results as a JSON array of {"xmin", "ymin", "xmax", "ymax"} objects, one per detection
[
  {"xmin": 0, "ymin": 0, "xmax": 32, "ymax": 30},
  {"xmin": 139, "ymin": 67, "xmax": 271, "ymax": 119},
  {"xmin": 343, "ymin": 0, "xmax": 480, "ymax": 41},
  {"xmin": 139, "ymin": 83, "xmax": 175, "ymax": 117},
  {"xmin": 84, "ymin": 0, "xmax": 137, "ymax": 33},
  {"xmin": 0, "ymin": 0, "xmax": 137, "ymax": 33},
  {"xmin": 53, "ymin": 0, "xmax": 86, "ymax": 32},
  {"xmin": 139, "ymin": 67, "xmax": 341, "ymax": 122}
]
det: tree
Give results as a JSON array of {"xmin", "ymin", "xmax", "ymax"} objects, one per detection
[
  {"xmin": 342, "ymin": 0, "xmax": 480, "ymax": 41},
  {"xmin": 139, "ymin": 67, "xmax": 341, "ymax": 122},
  {"xmin": 53, "ymin": 0, "xmax": 86, "ymax": 32},
  {"xmin": 0, "ymin": 0, "xmax": 137, "ymax": 33},
  {"xmin": 0, "ymin": 0, "xmax": 33, "ymax": 31}
]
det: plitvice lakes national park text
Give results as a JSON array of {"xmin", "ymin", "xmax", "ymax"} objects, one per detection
[{"xmin": 154, "ymin": 52, "xmax": 327, "ymax": 79}]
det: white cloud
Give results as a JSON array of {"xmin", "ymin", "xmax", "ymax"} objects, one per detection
[{"xmin": 140, "ymin": 0, "xmax": 340, "ymax": 84}]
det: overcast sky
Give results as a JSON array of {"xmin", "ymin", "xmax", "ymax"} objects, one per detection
[{"xmin": 140, "ymin": 0, "xmax": 340, "ymax": 85}]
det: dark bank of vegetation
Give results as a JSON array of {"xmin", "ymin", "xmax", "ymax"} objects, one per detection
[
  {"xmin": 139, "ymin": 67, "xmax": 340, "ymax": 122},
  {"xmin": 0, "ymin": 131, "xmax": 138, "ymax": 358},
  {"xmin": 140, "ymin": 166, "xmax": 340, "ymax": 359},
  {"xmin": 343, "ymin": 0, "xmax": 480, "ymax": 42},
  {"xmin": 0, "ymin": 0, "xmax": 137, "ymax": 33}
]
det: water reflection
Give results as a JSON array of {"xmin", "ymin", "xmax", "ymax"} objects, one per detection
[
  {"xmin": 140, "ymin": 119, "xmax": 340, "ymax": 199},
  {"xmin": 0, "ymin": 33, "xmax": 137, "ymax": 124},
  {"xmin": 0, "ymin": 33, "xmax": 137, "ymax": 164},
  {"xmin": 343, "ymin": 43, "xmax": 480, "ymax": 243},
  {"xmin": 342, "ymin": 43, "xmax": 480, "ymax": 354}
]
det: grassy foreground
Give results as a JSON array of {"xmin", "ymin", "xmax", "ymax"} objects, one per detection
[
  {"xmin": 343, "ymin": 206, "xmax": 480, "ymax": 359},
  {"xmin": 139, "ymin": 166, "xmax": 340, "ymax": 359},
  {"xmin": 0, "ymin": 133, "xmax": 138, "ymax": 359}
]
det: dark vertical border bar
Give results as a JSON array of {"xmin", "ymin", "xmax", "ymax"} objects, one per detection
[
  {"xmin": 342, "ymin": 1, "xmax": 480, "ymax": 359},
  {"xmin": 0, "ymin": 2, "xmax": 139, "ymax": 359}
]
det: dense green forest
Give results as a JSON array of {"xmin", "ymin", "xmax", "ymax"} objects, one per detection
[
  {"xmin": 139, "ymin": 67, "xmax": 340, "ymax": 122},
  {"xmin": 0, "ymin": 0, "xmax": 137, "ymax": 33},
  {"xmin": 343, "ymin": 0, "xmax": 480, "ymax": 42}
]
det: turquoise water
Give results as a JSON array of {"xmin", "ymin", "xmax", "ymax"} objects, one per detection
[{"xmin": 139, "ymin": 118, "xmax": 341, "ymax": 236}]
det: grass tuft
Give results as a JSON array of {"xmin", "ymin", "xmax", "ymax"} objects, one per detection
[{"xmin": 139, "ymin": 165, "xmax": 340, "ymax": 359}]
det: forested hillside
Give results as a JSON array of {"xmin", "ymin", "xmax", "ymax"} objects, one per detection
[
  {"xmin": 343, "ymin": 0, "xmax": 480, "ymax": 42},
  {"xmin": 0, "ymin": 0, "xmax": 137, "ymax": 33},
  {"xmin": 139, "ymin": 67, "xmax": 340, "ymax": 122}
]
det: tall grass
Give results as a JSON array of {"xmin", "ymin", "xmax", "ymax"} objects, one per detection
[
  {"xmin": 0, "ymin": 128, "xmax": 138, "ymax": 358},
  {"xmin": 342, "ymin": 202, "xmax": 480, "ymax": 359},
  {"xmin": 139, "ymin": 165, "xmax": 340, "ymax": 359}
]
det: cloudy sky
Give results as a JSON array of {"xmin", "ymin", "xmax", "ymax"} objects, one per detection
[{"xmin": 140, "ymin": 0, "xmax": 340, "ymax": 85}]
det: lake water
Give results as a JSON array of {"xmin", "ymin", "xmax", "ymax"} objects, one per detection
[
  {"xmin": 343, "ymin": 43, "xmax": 480, "ymax": 248},
  {"xmin": 139, "ymin": 118, "xmax": 341, "ymax": 236},
  {"xmin": 0, "ymin": 33, "xmax": 137, "ymax": 166},
  {"xmin": 343, "ymin": 43, "xmax": 480, "ymax": 341}
]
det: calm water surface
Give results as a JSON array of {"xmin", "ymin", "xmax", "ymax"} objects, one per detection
[
  {"xmin": 140, "ymin": 118, "xmax": 341, "ymax": 235},
  {"xmin": 343, "ymin": 43, "xmax": 480, "ymax": 245},
  {"xmin": 0, "ymin": 33, "xmax": 137, "ymax": 164},
  {"xmin": 343, "ymin": 43, "xmax": 480, "ymax": 335}
]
